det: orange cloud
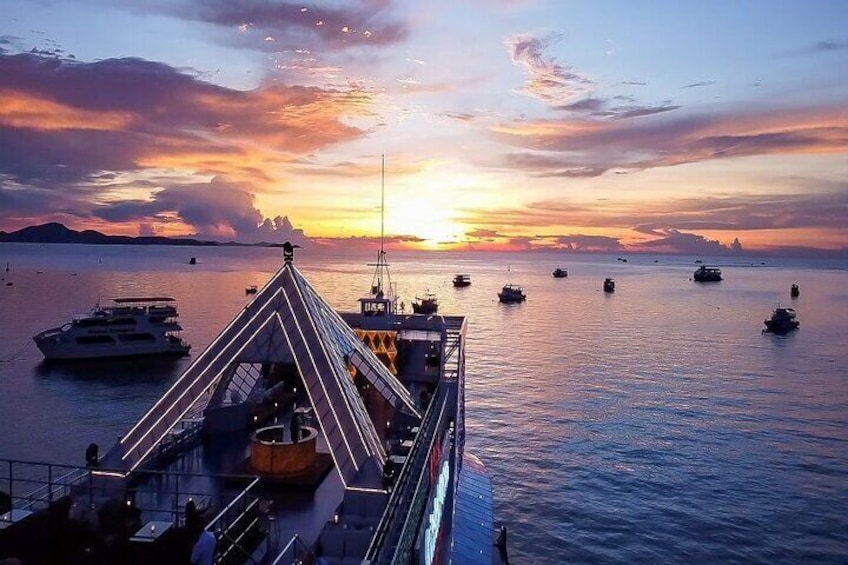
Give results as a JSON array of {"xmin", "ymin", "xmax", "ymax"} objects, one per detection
[{"xmin": 0, "ymin": 89, "xmax": 131, "ymax": 131}]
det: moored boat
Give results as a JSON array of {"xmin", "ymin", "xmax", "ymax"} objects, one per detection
[
  {"xmin": 412, "ymin": 292, "xmax": 439, "ymax": 315},
  {"xmin": 245, "ymin": 285, "xmax": 258, "ymax": 294},
  {"xmin": 693, "ymin": 265, "xmax": 722, "ymax": 282},
  {"xmin": 452, "ymin": 273, "xmax": 471, "ymax": 287},
  {"xmin": 603, "ymin": 278, "xmax": 615, "ymax": 293},
  {"xmin": 498, "ymin": 284, "xmax": 526, "ymax": 303},
  {"xmin": 32, "ymin": 297, "xmax": 191, "ymax": 361},
  {"xmin": 791, "ymin": 283, "xmax": 800, "ymax": 298},
  {"xmin": 552, "ymin": 267, "xmax": 568, "ymax": 278},
  {"xmin": 763, "ymin": 306, "xmax": 799, "ymax": 334}
]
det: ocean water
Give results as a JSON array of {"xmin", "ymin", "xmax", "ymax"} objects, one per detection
[{"xmin": 1, "ymin": 243, "xmax": 847, "ymax": 564}]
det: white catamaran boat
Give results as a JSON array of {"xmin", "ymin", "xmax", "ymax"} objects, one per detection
[{"xmin": 32, "ymin": 297, "xmax": 191, "ymax": 360}]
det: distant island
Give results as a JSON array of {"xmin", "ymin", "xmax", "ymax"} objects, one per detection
[{"xmin": 0, "ymin": 222, "xmax": 287, "ymax": 247}]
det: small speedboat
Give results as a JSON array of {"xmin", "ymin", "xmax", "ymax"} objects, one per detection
[
  {"xmin": 452, "ymin": 274, "xmax": 471, "ymax": 288},
  {"xmin": 790, "ymin": 284, "xmax": 800, "ymax": 298},
  {"xmin": 603, "ymin": 278, "xmax": 615, "ymax": 293},
  {"xmin": 552, "ymin": 268, "xmax": 568, "ymax": 278},
  {"xmin": 245, "ymin": 285, "xmax": 258, "ymax": 295},
  {"xmin": 412, "ymin": 292, "xmax": 439, "ymax": 314},
  {"xmin": 498, "ymin": 284, "xmax": 526, "ymax": 303},
  {"xmin": 763, "ymin": 306, "xmax": 799, "ymax": 334},
  {"xmin": 189, "ymin": 257, "xmax": 197, "ymax": 265}
]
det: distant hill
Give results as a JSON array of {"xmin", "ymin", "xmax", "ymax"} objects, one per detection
[{"xmin": 0, "ymin": 223, "xmax": 219, "ymax": 246}]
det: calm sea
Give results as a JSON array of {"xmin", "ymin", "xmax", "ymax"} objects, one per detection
[{"xmin": 1, "ymin": 243, "xmax": 847, "ymax": 564}]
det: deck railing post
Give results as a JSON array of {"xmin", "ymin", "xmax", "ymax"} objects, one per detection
[
  {"xmin": 174, "ymin": 473, "xmax": 179, "ymax": 525},
  {"xmin": 48, "ymin": 464, "xmax": 53, "ymax": 502},
  {"xmin": 8, "ymin": 460, "xmax": 13, "ymax": 503}
]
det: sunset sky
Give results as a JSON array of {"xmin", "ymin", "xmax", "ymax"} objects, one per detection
[{"xmin": 1, "ymin": 0, "xmax": 847, "ymax": 255}]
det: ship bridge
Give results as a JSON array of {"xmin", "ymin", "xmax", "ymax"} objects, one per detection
[{"xmin": 103, "ymin": 249, "xmax": 420, "ymax": 488}]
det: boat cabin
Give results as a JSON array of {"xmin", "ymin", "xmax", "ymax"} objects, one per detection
[{"xmin": 452, "ymin": 274, "xmax": 471, "ymax": 287}]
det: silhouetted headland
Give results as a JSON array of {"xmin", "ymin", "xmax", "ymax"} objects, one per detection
[{"xmin": 0, "ymin": 223, "xmax": 286, "ymax": 247}]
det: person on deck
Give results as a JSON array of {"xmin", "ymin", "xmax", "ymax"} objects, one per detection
[{"xmin": 186, "ymin": 500, "xmax": 216, "ymax": 565}]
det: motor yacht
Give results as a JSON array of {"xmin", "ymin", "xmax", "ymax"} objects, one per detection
[
  {"xmin": 33, "ymin": 297, "xmax": 190, "ymax": 360},
  {"xmin": 763, "ymin": 306, "xmax": 799, "ymax": 334},
  {"xmin": 693, "ymin": 266, "xmax": 723, "ymax": 282},
  {"xmin": 498, "ymin": 284, "xmax": 526, "ymax": 303},
  {"xmin": 452, "ymin": 274, "xmax": 471, "ymax": 288}
]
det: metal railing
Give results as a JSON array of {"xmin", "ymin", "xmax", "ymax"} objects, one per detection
[
  {"xmin": 270, "ymin": 534, "xmax": 309, "ymax": 565},
  {"xmin": 365, "ymin": 382, "xmax": 451, "ymax": 564},
  {"xmin": 0, "ymin": 458, "xmax": 252, "ymax": 527},
  {"xmin": 204, "ymin": 477, "xmax": 267, "ymax": 565}
]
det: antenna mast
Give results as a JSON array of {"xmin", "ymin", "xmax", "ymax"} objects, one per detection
[
  {"xmin": 367, "ymin": 154, "xmax": 394, "ymax": 307},
  {"xmin": 381, "ymin": 153, "xmax": 385, "ymax": 255}
]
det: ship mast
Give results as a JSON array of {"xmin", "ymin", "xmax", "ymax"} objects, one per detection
[
  {"xmin": 381, "ymin": 153, "xmax": 385, "ymax": 261},
  {"xmin": 369, "ymin": 155, "xmax": 394, "ymax": 309}
]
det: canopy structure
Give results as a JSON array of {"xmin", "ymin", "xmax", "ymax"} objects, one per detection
[{"xmin": 109, "ymin": 251, "xmax": 419, "ymax": 487}]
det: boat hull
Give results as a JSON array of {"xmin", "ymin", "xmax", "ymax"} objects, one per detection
[
  {"xmin": 34, "ymin": 339, "xmax": 190, "ymax": 361},
  {"xmin": 763, "ymin": 321, "xmax": 799, "ymax": 334}
]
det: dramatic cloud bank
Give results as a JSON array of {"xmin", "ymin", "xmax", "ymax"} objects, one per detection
[
  {"xmin": 0, "ymin": 51, "xmax": 369, "ymax": 238},
  {"xmin": 493, "ymin": 103, "xmax": 848, "ymax": 178},
  {"xmin": 93, "ymin": 177, "xmax": 307, "ymax": 243}
]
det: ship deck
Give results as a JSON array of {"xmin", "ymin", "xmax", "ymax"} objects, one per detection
[{"xmin": 2, "ymin": 256, "xmax": 501, "ymax": 564}]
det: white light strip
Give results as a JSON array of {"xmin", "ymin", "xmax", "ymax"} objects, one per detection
[
  {"xmin": 346, "ymin": 486, "xmax": 388, "ymax": 494},
  {"xmin": 91, "ymin": 470, "xmax": 127, "ymax": 478}
]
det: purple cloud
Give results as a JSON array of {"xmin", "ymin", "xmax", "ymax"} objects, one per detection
[
  {"xmin": 493, "ymin": 103, "xmax": 848, "ymax": 177},
  {"xmin": 556, "ymin": 96, "xmax": 680, "ymax": 121},
  {"xmin": 552, "ymin": 233, "xmax": 623, "ymax": 252},
  {"xmin": 0, "ymin": 52, "xmax": 365, "ymax": 180},
  {"xmin": 150, "ymin": 0, "xmax": 407, "ymax": 51},
  {"xmin": 632, "ymin": 229, "xmax": 736, "ymax": 255},
  {"xmin": 93, "ymin": 177, "xmax": 308, "ymax": 243},
  {"xmin": 682, "ymin": 80, "xmax": 715, "ymax": 89},
  {"xmin": 465, "ymin": 228, "xmax": 503, "ymax": 238}
]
